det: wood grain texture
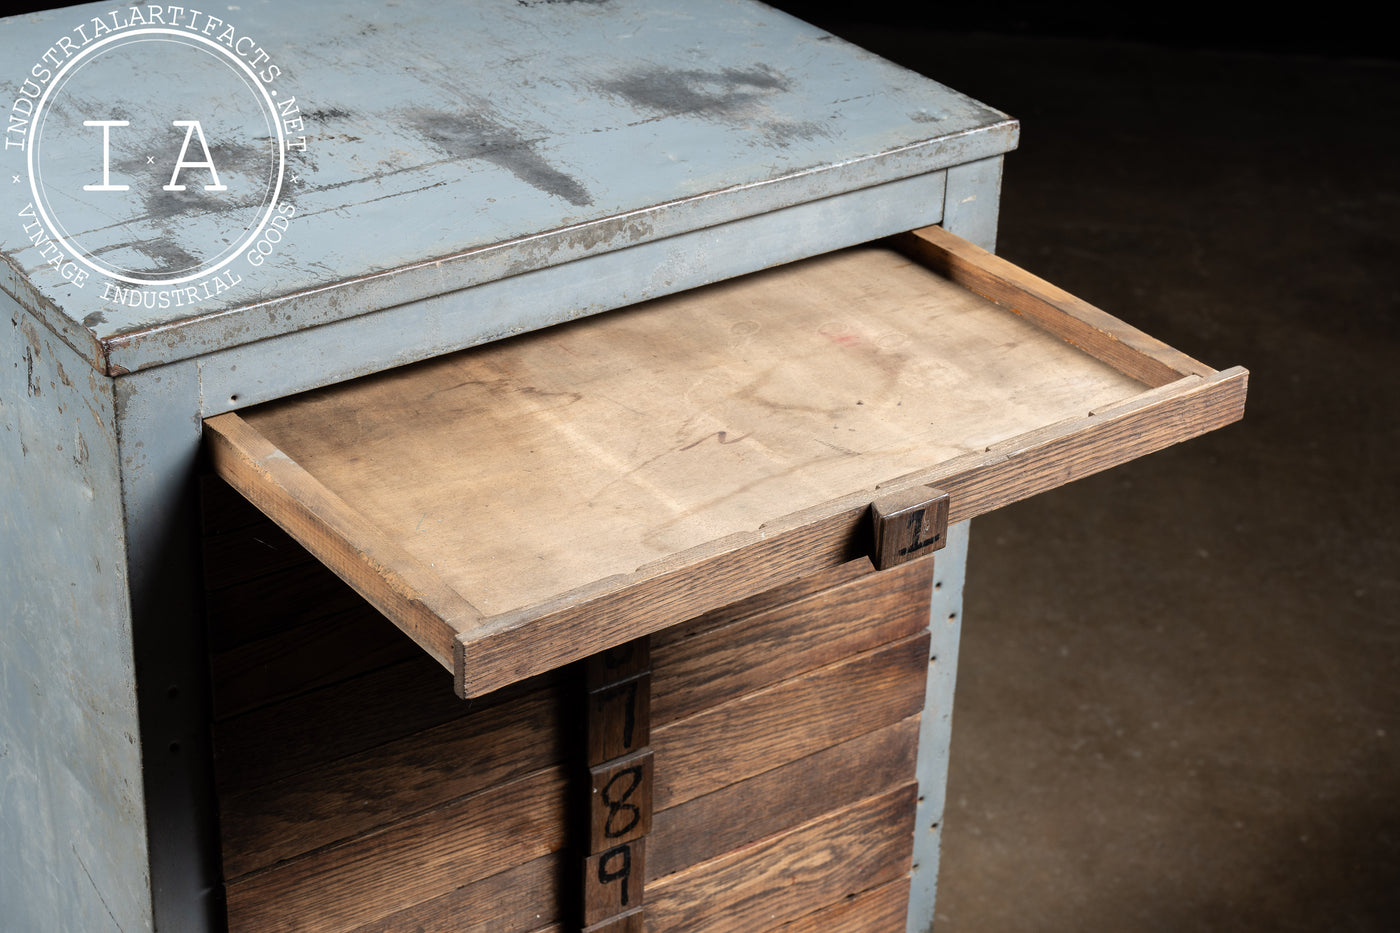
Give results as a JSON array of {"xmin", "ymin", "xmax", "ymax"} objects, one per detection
[
  {"xmin": 764, "ymin": 877, "xmax": 911, "ymax": 932},
  {"xmin": 652, "ymin": 558, "xmax": 875, "ymax": 647},
  {"xmin": 587, "ymin": 673, "xmax": 651, "ymax": 765},
  {"xmin": 583, "ymin": 840, "xmax": 647, "ymax": 927},
  {"xmin": 646, "ymin": 784, "xmax": 917, "ymax": 933},
  {"xmin": 210, "ymin": 233, "xmax": 1245, "ymax": 697},
  {"xmin": 582, "ymin": 908, "xmax": 644, "ymax": 933},
  {"xmin": 201, "ymin": 514, "xmax": 315, "ymax": 592},
  {"xmin": 589, "ymin": 749, "xmax": 653, "ymax": 853},
  {"xmin": 650, "ymin": 558, "xmax": 932, "ymax": 726},
  {"xmin": 204, "ymin": 410, "xmax": 480, "ymax": 670},
  {"xmin": 209, "ymin": 601, "xmax": 421, "ymax": 721},
  {"xmin": 343, "ymin": 852, "xmax": 562, "ymax": 933},
  {"xmin": 212, "ymin": 655, "xmax": 465, "ymax": 795},
  {"xmin": 940, "ymin": 367, "xmax": 1248, "ymax": 525},
  {"xmin": 224, "ymin": 765, "xmax": 568, "ymax": 933},
  {"xmin": 457, "ymin": 515, "xmax": 863, "ymax": 696},
  {"xmin": 872, "ymin": 486, "xmax": 949, "ymax": 570},
  {"xmin": 219, "ymin": 680, "xmax": 565, "ymax": 878},
  {"xmin": 648, "ymin": 715, "xmax": 920, "ymax": 880},
  {"xmin": 585, "ymin": 638, "xmax": 651, "ymax": 689},
  {"xmin": 895, "ymin": 224, "xmax": 1214, "ymax": 386},
  {"xmin": 651, "ymin": 632, "xmax": 928, "ymax": 810},
  {"xmin": 203, "ymin": 554, "xmax": 374, "ymax": 653},
  {"xmin": 209, "ymin": 508, "xmax": 927, "ymax": 927},
  {"xmin": 453, "ymin": 367, "xmax": 1245, "ymax": 697},
  {"xmin": 213, "ymin": 658, "xmax": 557, "ymax": 796},
  {"xmin": 238, "ymin": 243, "xmax": 1141, "ymax": 619}
]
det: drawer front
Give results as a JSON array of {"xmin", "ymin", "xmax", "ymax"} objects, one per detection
[{"xmin": 207, "ymin": 533, "xmax": 930, "ymax": 932}]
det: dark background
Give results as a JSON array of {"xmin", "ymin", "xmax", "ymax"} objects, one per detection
[
  {"xmin": 775, "ymin": 0, "xmax": 1391, "ymax": 59},
  {"xmin": 10, "ymin": 1, "xmax": 1393, "ymax": 59},
  {"xmin": 762, "ymin": 3, "xmax": 1399, "ymax": 931}
]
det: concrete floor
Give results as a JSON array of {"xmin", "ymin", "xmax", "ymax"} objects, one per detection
[{"xmin": 795, "ymin": 22, "xmax": 1400, "ymax": 933}]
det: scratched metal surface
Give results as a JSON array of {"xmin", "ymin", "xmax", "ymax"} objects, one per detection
[
  {"xmin": 0, "ymin": 0, "xmax": 1015, "ymax": 373},
  {"xmin": 0, "ymin": 293, "xmax": 152, "ymax": 933},
  {"xmin": 909, "ymin": 520, "xmax": 970, "ymax": 933}
]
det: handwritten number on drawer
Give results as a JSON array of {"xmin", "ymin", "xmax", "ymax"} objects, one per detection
[
  {"xmin": 598, "ymin": 844, "xmax": 633, "ymax": 907},
  {"xmin": 594, "ymin": 678, "xmax": 639, "ymax": 750},
  {"xmin": 602, "ymin": 765, "xmax": 643, "ymax": 838},
  {"xmin": 900, "ymin": 507, "xmax": 938, "ymax": 556},
  {"xmin": 584, "ymin": 639, "xmax": 651, "ymax": 926}
]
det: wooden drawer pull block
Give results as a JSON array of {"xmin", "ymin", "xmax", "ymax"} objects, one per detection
[{"xmin": 872, "ymin": 487, "xmax": 950, "ymax": 570}]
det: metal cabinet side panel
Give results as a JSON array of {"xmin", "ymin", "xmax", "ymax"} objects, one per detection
[
  {"xmin": 113, "ymin": 360, "xmax": 222, "ymax": 933},
  {"xmin": 0, "ymin": 300, "xmax": 152, "ymax": 932},
  {"xmin": 907, "ymin": 160, "xmax": 1001, "ymax": 931},
  {"xmin": 943, "ymin": 156, "xmax": 1005, "ymax": 253},
  {"xmin": 908, "ymin": 520, "xmax": 969, "ymax": 933}
]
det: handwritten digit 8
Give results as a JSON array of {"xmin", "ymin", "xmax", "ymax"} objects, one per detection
[{"xmin": 601, "ymin": 765, "xmax": 643, "ymax": 838}]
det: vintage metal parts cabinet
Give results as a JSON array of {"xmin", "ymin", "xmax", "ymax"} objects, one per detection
[{"xmin": 0, "ymin": 1, "xmax": 1245, "ymax": 931}]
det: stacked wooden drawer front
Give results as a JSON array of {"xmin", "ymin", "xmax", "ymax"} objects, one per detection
[{"xmin": 204, "ymin": 478, "xmax": 933, "ymax": 932}]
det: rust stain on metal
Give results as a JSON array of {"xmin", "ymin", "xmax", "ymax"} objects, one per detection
[
  {"xmin": 19, "ymin": 319, "xmax": 47, "ymax": 397},
  {"xmin": 25, "ymin": 346, "xmax": 40, "ymax": 397}
]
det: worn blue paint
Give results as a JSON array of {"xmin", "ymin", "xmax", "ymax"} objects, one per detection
[
  {"xmin": 0, "ymin": 0, "xmax": 1015, "ymax": 376},
  {"xmin": 942, "ymin": 156, "xmax": 1006, "ymax": 259},
  {"xmin": 0, "ymin": 295, "xmax": 151, "ymax": 933},
  {"xmin": 909, "ymin": 521, "xmax": 971, "ymax": 933},
  {"xmin": 114, "ymin": 358, "xmax": 225, "ymax": 932}
]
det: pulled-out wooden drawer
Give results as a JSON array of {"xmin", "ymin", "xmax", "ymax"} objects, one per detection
[{"xmin": 204, "ymin": 225, "xmax": 1246, "ymax": 699}]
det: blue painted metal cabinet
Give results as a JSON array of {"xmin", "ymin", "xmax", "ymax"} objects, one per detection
[{"xmin": 1, "ymin": 1, "xmax": 1017, "ymax": 929}]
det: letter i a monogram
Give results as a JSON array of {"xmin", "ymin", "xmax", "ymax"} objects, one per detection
[
  {"xmin": 82, "ymin": 118, "xmax": 228, "ymax": 193},
  {"xmin": 83, "ymin": 120, "xmax": 130, "ymax": 191},
  {"xmin": 164, "ymin": 120, "xmax": 226, "ymax": 191}
]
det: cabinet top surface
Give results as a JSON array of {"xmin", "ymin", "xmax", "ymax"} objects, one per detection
[{"xmin": 0, "ymin": 0, "xmax": 1015, "ymax": 372}]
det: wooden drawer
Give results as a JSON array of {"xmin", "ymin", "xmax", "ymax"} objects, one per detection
[
  {"xmin": 204, "ymin": 224, "xmax": 1246, "ymax": 700},
  {"xmin": 205, "ymin": 540, "xmax": 933, "ymax": 931}
]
